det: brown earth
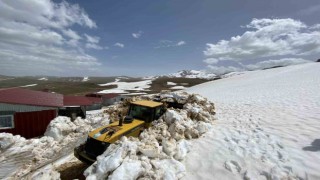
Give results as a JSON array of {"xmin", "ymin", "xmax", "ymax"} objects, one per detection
[{"xmin": 0, "ymin": 76, "xmax": 213, "ymax": 95}]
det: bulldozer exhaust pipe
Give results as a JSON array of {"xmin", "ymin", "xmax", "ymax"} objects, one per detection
[{"xmin": 118, "ymin": 114, "xmax": 123, "ymax": 126}]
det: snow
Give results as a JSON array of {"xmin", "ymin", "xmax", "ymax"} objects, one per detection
[
  {"xmin": 117, "ymin": 76, "xmax": 130, "ymax": 80},
  {"xmin": 44, "ymin": 114, "xmax": 110, "ymax": 142},
  {"xmin": 109, "ymin": 159, "xmax": 143, "ymax": 180},
  {"xmin": 20, "ymin": 84, "xmax": 37, "ymax": 87},
  {"xmin": 98, "ymin": 79, "xmax": 152, "ymax": 94},
  {"xmin": 151, "ymin": 158, "xmax": 186, "ymax": 180},
  {"xmin": 30, "ymin": 164, "xmax": 60, "ymax": 180},
  {"xmin": 167, "ymin": 81, "xmax": 177, "ymax": 85},
  {"xmin": 245, "ymin": 58, "xmax": 311, "ymax": 71},
  {"xmin": 0, "ymin": 111, "xmax": 110, "ymax": 179},
  {"xmin": 185, "ymin": 63, "xmax": 320, "ymax": 180},
  {"xmin": 44, "ymin": 117, "xmax": 77, "ymax": 141},
  {"xmin": 84, "ymin": 92, "xmax": 216, "ymax": 179},
  {"xmin": 99, "ymin": 89, "xmax": 128, "ymax": 94},
  {"xmin": 2, "ymin": 63, "xmax": 319, "ymax": 179},
  {"xmin": 38, "ymin": 77, "xmax": 48, "ymax": 81},
  {"xmin": 31, "ymin": 153, "xmax": 81, "ymax": 180},
  {"xmin": 170, "ymin": 86, "xmax": 185, "ymax": 90},
  {"xmin": 122, "ymin": 92, "xmax": 148, "ymax": 96},
  {"xmin": 82, "ymin": 76, "xmax": 89, "ymax": 82},
  {"xmin": 167, "ymin": 70, "xmax": 217, "ymax": 80},
  {"xmin": 86, "ymin": 109, "xmax": 104, "ymax": 115},
  {"xmin": 220, "ymin": 71, "xmax": 244, "ymax": 78}
]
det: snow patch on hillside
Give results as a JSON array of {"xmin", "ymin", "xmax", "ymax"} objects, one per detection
[
  {"xmin": 170, "ymin": 86, "xmax": 185, "ymax": 90},
  {"xmin": 167, "ymin": 81, "xmax": 177, "ymax": 86},
  {"xmin": 20, "ymin": 84, "xmax": 37, "ymax": 87},
  {"xmin": 98, "ymin": 80, "xmax": 152, "ymax": 94},
  {"xmin": 38, "ymin": 77, "xmax": 48, "ymax": 81},
  {"xmin": 167, "ymin": 70, "xmax": 217, "ymax": 80},
  {"xmin": 82, "ymin": 77, "xmax": 89, "ymax": 82}
]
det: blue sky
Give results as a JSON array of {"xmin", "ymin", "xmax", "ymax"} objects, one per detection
[{"xmin": 0, "ymin": 0, "xmax": 320, "ymax": 76}]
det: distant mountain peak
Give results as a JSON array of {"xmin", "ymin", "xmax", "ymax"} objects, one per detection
[{"xmin": 166, "ymin": 69, "xmax": 217, "ymax": 80}]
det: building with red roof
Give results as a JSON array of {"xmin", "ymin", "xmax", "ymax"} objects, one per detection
[
  {"xmin": 0, "ymin": 88, "xmax": 63, "ymax": 107},
  {"xmin": 0, "ymin": 88, "xmax": 104, "ymax": 138},
  {"xmin": 0, "ymin": 88, "xmax": 63, "ymax": 138},
  {"xmin": 86, "ymin": 92, "xmax": 122, "ymax": 106},
  {"xmin": 63, "ymin": 96, "xmax": 93, "ymax": 106}
]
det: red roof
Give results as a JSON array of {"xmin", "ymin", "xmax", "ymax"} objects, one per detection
[
  {"xmin": 86, "ymin": 97, "xmax": 102, "ymax": 104},
  {"xmin": 100, "ymin": 93, "xmax": 119, "ymax": 99},
  {"xmin": 63, "ymin": 96, "xmax": 93, "ymax": 106},
  {"xmin": 0, "ymin": 88, "xmax": 63, "ymax": 107}
]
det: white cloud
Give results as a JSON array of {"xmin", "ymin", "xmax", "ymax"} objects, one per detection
[
  {"xmin": 177, "ymin": 41, "xmax": 186, "ymax": 46},
  {"xmin": 206, "ymin": 58, "xmax": 312, "ymax": 76},
  {"xmin": 132, "ymin": 31, "xmax": 143, "ymax": 38},
  {"xmin": 203, "ymin": 58, "xmax": 219, "ymax": 64},
  {"xmin": 298, "ymin": 4, "xmax": 320, "ymax": 16},
  {"xmin": 245, "ymin": 58, "xmax": 312, "ymax": 70},
  {"xmin": 0, "ymin": 0, "xmax": 96, "ymax": 29},
  {"xmin": 0, "ymin": 0, "xmax": 101, "ymax": 76},
  {"xmin": 85, "ymin": 43, "xmax": 104, "ymax": 50},
  {"xmin": 83, "ymin": 34, "xmax": 105, "ymax": 50},
  {"xmin": 155, "ymin": 40, "xmax": 186, "ymax": 48},
  {"xmin": 62, "ymin": 29, "xmax": 82, "ymax": 40},
  {"xmin": 311, "ymin": 24, "xmax": 320, "ymax": 30},
  {"xmin": 207, "ymin": 65, "xmax": 241, "ymax": 75},
  {"xmin": 114, "ymin": 43, "xmax": 124, "ymax": 48},
  {"xmin": 84, "ymin": 34, "xmax": 100, "ymax": 44},
  {"xmin": 62, "ymin": 29, "xmax": 82, "ymax": 47},
  {"xmin": 204, "ymin": 18, "xmax": 320, "ymax": 61}
]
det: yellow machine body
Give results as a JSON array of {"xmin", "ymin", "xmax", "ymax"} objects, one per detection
[{"xmin": 74, "ymin": 100, "xmax": 164, "ymax": 163}]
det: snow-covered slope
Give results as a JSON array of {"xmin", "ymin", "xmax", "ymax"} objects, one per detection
[
  {"xmin": 98, "ymin": 79, "xmax": 152, "ymax": 94},
  {"xmin": 185, "ymin": 63, "xmax": 320, "ymax": 179},
  {"xmin": 166, "ymin": 70, "xmax": 217, "ymax": 80}
]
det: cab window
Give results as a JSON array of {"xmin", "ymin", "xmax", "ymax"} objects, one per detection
[
  {"xmin": 154, "ymin": 107, "xmax": 162, "ymax": 120},
  {"xmin": 129, "ymin": 105, "xmax": 152, "ymax": 122}
]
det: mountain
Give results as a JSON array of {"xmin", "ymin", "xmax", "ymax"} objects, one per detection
[{"xmin": 165, "ymin": 70, "xmax": 217, "ymax": 80}]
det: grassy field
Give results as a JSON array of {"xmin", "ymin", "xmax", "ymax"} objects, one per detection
[{"xmin": 0, "ymin": 75, "xmax": 213, "ymax": 95}]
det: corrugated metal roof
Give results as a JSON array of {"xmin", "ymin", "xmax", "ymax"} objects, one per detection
[
  {"xmin": 0, "ymin": 88, "xmax": 63, "ymax": 107},
  {"xmin": 63, "ymin": 96, "xmax": 93, "ymax": 106}
]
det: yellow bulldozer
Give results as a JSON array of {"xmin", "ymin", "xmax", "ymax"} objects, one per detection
[{"xmin": 74, "ymin": 100, "xmax": 165, "ymax": 163}]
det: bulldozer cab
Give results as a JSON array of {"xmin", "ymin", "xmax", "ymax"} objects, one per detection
[{"xmin": 128, "ymin": 100, "xmax": 164, "ymax": 123}]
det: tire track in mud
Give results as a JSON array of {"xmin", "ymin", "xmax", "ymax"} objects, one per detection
[{"xmin": 56, "ymin": 159, "xmax": 89, "ymax": 180}]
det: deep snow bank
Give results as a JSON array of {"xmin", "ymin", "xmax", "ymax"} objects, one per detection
[
  {"xmin": 84, "ymin": 92, "xmax": 216, "ymax": 180},
  {"xmin": 185, "ymin": 63, "xmax": 320, "ymax": 180},
  {"xmin": 0, "ymin": 112, "xmax": 109, "ymax": 179},
  {"xmin": 44, "ymin": 113, "xmax": 109, "ymax": 142}
]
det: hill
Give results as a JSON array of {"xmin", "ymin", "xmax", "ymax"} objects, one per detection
[
  {"xmin": 186, "ymin": 63, "xmax": 320, "ymax": 179},
  {"xmin": 0, "ymin": 75, "xmax": 212, "ymax": 95}
]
